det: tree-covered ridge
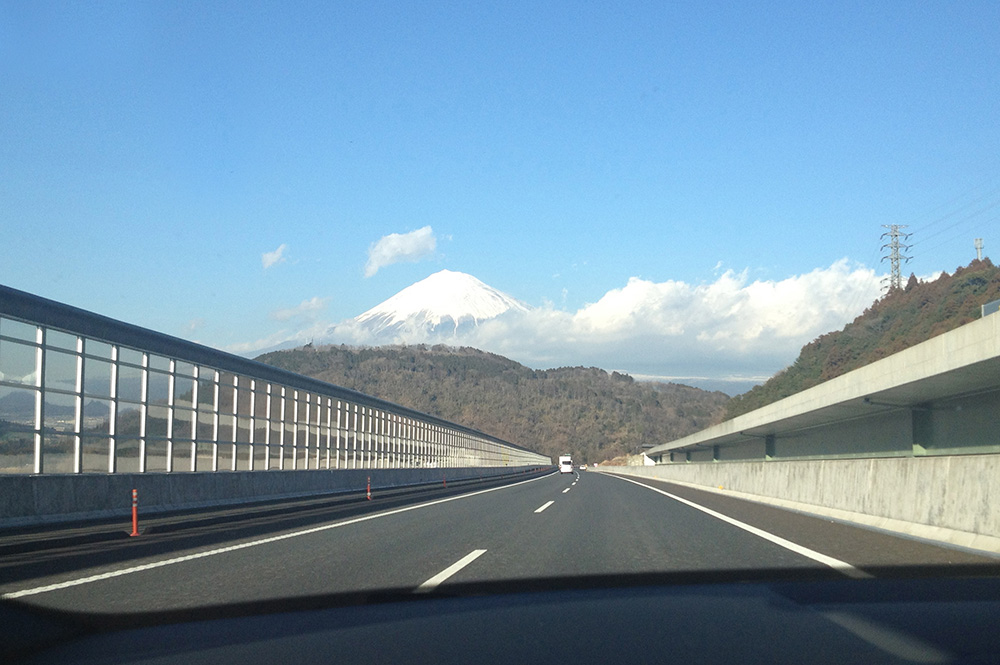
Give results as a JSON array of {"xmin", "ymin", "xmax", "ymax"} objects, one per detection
[
  {"xmin": 725, "ymin": 258, "xmax": 1000, "ymax": 419},
  {"xmin": 255, "ymin": 345, "xmax": 729, "ymax": 465}
]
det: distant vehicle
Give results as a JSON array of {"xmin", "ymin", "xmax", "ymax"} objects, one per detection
[
  {"xmin": 580, "ymin": 464, "xmax": 588, "ymax": 471},
  {"xmin": 558, "ymin": 455, "xmax": 573, "ymax": 473}
]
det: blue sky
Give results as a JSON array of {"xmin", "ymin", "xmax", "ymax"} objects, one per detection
[{"xmin": 2, "ymin": 1, "xmax": 998, "ymax": 392}]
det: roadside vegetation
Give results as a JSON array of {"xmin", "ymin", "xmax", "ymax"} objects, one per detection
[{"xmin": 256, "ymin": 345, "xmax": 729, "ymax": 465}]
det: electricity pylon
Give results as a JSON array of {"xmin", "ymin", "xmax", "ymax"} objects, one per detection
[{"xmin": 880, "ymin": 225, "xmax": 912, "ymax": 292}]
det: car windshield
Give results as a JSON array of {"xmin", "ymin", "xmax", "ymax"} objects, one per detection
[{"xmin": 1, "ymin": 2, "xmax": 999, "ymax": 661}]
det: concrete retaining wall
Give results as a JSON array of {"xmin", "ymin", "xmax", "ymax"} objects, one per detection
[
  {"xmin": 598, "ymin": 455, "xmax": 1000, "ymax": 555},
  {"xmin": 0, "ymin": 465, "xmax": 546, "ymax": 529}
]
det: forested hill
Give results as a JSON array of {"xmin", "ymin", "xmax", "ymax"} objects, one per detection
[
  {"xmin": 725, "ymin": 258, "xmax": 1000, "ymax": 419},
  {"xmin": 255, "ymin": 345, "xmax": 729, "ymax": 464}
]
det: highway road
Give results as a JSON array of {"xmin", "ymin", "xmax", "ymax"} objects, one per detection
[{"xmin": 2, "ymin": 469, "xmax": 997, "ymax": 616}]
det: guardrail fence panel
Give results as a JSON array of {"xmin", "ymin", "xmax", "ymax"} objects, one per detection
[{"xmin": 0, "ymin": 287, "xmax": 550, "ymax": 475}]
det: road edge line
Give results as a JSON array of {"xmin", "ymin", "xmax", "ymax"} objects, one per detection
[{"xmin": 606, "ymin": 473, "xmax": 873, "ymax": 579}]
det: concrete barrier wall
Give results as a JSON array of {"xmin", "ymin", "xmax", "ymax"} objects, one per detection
[
  {"xmin": 0, "ymin": 465, "xmax": 546, "ymax": 528},
  {"xmin": 597, "ymin": 455, "xmax": 1000, "ymax": 554}
]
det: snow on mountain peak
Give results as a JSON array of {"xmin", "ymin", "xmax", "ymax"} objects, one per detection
[{"xmin": 353, "ymin": 270, "xmax": 530, "ymax": 338}]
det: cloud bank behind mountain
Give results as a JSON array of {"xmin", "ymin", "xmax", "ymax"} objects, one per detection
[{"xmin": 310, "ymin": 260, "xmax": 883, "ymax": 394}]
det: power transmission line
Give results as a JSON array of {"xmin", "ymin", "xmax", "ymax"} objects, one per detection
[
  {"xmin": 844, "ymin": 239, "xmax": 884, "ymax": 317},
  {"xmin": 910, "ymin": 198, "xmax": 1000, "ymax": 248},
  {"xmin": 895, "ymin": 177, "xmax": 999, "ymax": 270},
  {"xmin": 907, "ymin": 180, "xmax": 1000, "ymax": 235},
  {"xmin": 919, "ymin": 213, "xmax": 998, "ymax": 256}
]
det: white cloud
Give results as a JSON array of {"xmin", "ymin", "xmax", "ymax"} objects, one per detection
[
  {"xmin": 262, "ymin": 244, "xmax": 288, "ymax": 269},
  {"xmin": 224, "ymin": 331, "xmax": 298, "ymax": 356},
  {"xmin": 462, "ymin": 259, "xmax": 883, "ymax": 385},
  {"xmin": 225, "ymin": 319, "xmax": 333, "ymax": 356},
  {"xmin": 364, "ymin": 226, "xmax": 436, "ymax": 277},
  {"xmin": 270, "ymin": 296, "xmax": 329, "ymax": 322}
]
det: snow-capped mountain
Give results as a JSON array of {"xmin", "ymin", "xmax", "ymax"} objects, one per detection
[{"xmin": 350, "ymin": 270, "xmax": 530, "ymax": 341}]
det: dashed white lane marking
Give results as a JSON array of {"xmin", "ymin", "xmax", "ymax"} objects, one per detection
[
  {"xmin": 3, "ymin": 473, "xmax": 553, "ymax": 600},
  {"xmin": 414, "ymin": 549, "xmax": 487, "ymax": 593},
  {"xmin": 562, "ymin": 488, "xmax": 571, "ymax": 493},
  {"xmin": 535, "ymin": 500, "xmax": 555, "ymax": 513},
  {"xmin": 609, "ymin": 474, "xmax": 873, "ymax": 579}
]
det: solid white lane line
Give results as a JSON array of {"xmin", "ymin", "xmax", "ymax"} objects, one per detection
[
  {"xmin": 414, "ymin": 549, "xmax": 487, "ymax": 594},
  {"xmin": 609, "ymin": 474, "xmax": 873, "ymax": 579},
  {"xmin": 535, "ymin": 500, "xmax": 555, "ymax": 513},
  {"xmin": 3, "ymin": 473, "xmax": 554, "ymax": 600},
  {"xmin": 562, "ymin": 488, "xmax": 571, "ymax": 493}
]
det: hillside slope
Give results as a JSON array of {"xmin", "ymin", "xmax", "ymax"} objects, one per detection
[
  {"xmin": 256, "ymin": 345, "xmax": 729, "ymax": 464},
  {"xmin": 725, "ymin": 258, "xmax": 1000, "ymax": 419}
]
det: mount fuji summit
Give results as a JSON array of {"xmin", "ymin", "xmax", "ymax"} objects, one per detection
[{"xmin": 347, "ymin": 270, "xmax": 530, "ymax": 342}]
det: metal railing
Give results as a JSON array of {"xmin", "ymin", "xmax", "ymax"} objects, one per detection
[{"xmin": 0, "ymin": 284, "xmax": 550, "ymax": 474}]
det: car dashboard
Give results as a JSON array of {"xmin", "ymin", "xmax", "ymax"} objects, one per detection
[{"xmin": 5, "ymin": 568, "xmax": 1000, "ymax": 664}]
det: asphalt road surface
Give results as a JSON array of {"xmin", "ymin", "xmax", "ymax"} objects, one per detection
[{"xmin": 2, "ymin": 469, "xmax": 997, "ymax": 615}]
